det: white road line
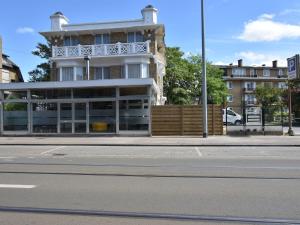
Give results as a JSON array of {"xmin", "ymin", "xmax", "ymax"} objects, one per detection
[
  {"xmin": 0, "ymin": 184, "xmax": 36, "ymax": 189},
  {"xmin": 40, "ymin": 146, "xmax": 65, "ymax": 155},
  {"xmin": 195, "ymin": 147, "xmax": 203, "ymax": 158}
]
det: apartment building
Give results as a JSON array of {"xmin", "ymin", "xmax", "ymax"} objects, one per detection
[
  {"xmin": 219, "ymin": 59, "xmax": 288, "ymax": 114},
  {"xmin": 0, "ymin": 5, "xmax": 166, "ymax": 136},
  {"xmin": 0, "ymin": 37, "xmax": 23, "ymax": 83}
]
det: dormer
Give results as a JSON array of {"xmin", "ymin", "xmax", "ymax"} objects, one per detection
[
  {"xmin": 141, "ymin": 5, "xmax": 158, "ymax": 24},
  {"xmin": 50, "ymin": 12, "xmax": 69, "ymax": 31}
]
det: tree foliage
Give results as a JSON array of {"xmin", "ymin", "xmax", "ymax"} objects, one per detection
[
  {"xmin": 164, "ymin": 47, "xmax": 227, "ymax": 105},
  {"xmin": 28, "ymin": 42, "xmax": 51, "ymax": 82},
  {"xmin": 255, "ymin": 84, "xmax": 283, "ymax": 107}
]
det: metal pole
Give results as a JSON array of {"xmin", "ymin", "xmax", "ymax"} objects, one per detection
[
  {"xmin": 201, "ymin": 0, "xmax": 208, "ymax": 138},
  {"xmin": 288, "ymin": 85, "xmax": 294, "ymax": 136}
]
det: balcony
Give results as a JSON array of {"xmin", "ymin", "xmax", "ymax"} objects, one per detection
[{"xmin": 52, "ymin": 41, "xmax": 151, "ymax": 58}]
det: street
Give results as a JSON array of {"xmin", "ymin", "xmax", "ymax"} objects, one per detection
[{"xmin": 0, "ymin": 145, "xmax": 300, "ymax": 224}]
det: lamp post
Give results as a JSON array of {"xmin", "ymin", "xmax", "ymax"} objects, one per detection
[{"xmin": 201, "ymin": 0, "xmax": 208, "ymax": 138}]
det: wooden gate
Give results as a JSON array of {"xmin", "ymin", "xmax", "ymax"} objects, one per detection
[{"xmin": 151, "ymin": 105, "xmax": 223, "ymax": 136}]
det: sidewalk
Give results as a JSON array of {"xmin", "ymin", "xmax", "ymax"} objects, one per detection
[{"xmin": 0, "ymin": 136, "xmax": 299, "ymax": 146}]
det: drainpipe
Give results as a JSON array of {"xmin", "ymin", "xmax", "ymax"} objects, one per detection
[{"xmin": 84, "ymin": 56, "xmax": 91, "ymax": 80}]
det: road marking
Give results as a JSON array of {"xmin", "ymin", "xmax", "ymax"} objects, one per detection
[
  {"xmin": 0, "ymin": 157, "xmax": 15, "ymax": 159},
  {"xmin": 195, "ymin": 147, "xmax": 203, "ymax": 157},
  {"xmin": 0, "ymin": 184, "xmax": 36, "ymax": 189},
  {"xmin": 40, "ymin": 146, "xmax": 65, "ymax": 155}
]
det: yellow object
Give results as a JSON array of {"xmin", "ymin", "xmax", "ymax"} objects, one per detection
[{"xmin": 92, "ymin": 122, "xmax": 108, "ymax": 132}]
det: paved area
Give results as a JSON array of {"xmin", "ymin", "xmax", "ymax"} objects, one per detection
[
  {"xmin": 0, "ymin": 135, "xmax": 300, "ymax": 146},
  {"xmin": 0, "ymin": 145, "xmax": 300, "ymax": 224}
]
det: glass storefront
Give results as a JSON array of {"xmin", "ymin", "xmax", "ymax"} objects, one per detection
[
  {"xmin": 3, "ymin": 102, "xmax": 28, "ymax": 132},
  {"xmin": 0, "ymin": 86, "xmax": 151, "ymax": 135},
  {"xmin": 32, "ymin": 103, "xmax": 57, "ymax": 133}
]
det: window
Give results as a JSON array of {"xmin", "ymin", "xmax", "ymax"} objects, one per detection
[
  {"xmin": 95, "ymin": 34, "xmax": 110, "ymax": 44},
  {"xmin": 245, "ymin": 82, "xmax": 256, "ymax": 91},
  {"xmin": 232, "ymin": 68, "xmax": 245, "ymax": 76},
  {"xmin": 94, "ymin": 67, "xmax": 110, "ymax": 80},
  {"xmin": 61, "ymin": 67, "xmax": 74, "ymax": 81},
  {"xmin": 263, "ymin": 69, "xmax": 270, "ymax": 77},
  {"xmin": 278, "ymin": 82, "xmax": 287, "ymax": 89},
  {"xmin": 250, "ymin": 69, "xmax": 256, "ymax": 77},
  {"xmin": 2, "ymin": 70, "xmax": 10, "ymax": 83},
  {"xmin": 227, "ymin": 81, "xmax": 233, "ymax": 89},
  {"xmin": 128, "ymin": 64, "xmax": 140, "ymax": 78},
  {"xmin": 127, "ymin": 32, "xmax": 144, "ymax": 43},
  {"xmin": 141, "ymin": 64, "xmax": 149, "ymax": 78},
  {"xmin": 75, "ymin": 67, "xmax": 85, "ymax": 80},
  {"xmin": 63, "ymin": 36, "xmax": 79, "ymax": 46},
  {"xmin": 227, "ymin": 95, "xmax": 233, "ymax": 102},
  {"xmin": 245, "ymin": 94, "xmax": 256, "ymax": 104},
  {"xmin": 278, "ymin": 69, "xmax": 284, "ymax": 77}
]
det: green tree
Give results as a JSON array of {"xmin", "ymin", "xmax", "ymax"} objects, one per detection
[
  {"xmin": 164, "ymin": 47, "xmax": 227, "ymax": 105},
  {"xmin": 28, "ymin": 42, "xmax": 51, "ymax": 82},
  {"xmin": 255, "ymin": 84, "xmax": 283, "ymax": 107}
]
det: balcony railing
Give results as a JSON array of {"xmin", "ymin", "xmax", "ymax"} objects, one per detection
[{"xmin": 52, "ymin": 41, "xmax": 151, "ymax": 58}]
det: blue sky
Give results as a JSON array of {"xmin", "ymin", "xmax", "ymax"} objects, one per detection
[{"xmin": 2, "ymin": 0, "xmax": 300, "ymax": 81}]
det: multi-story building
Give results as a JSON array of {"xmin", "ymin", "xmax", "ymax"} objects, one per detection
[
  {"xmin": 218, "ymin": 59, "xmax": 288, "ymax": 114},
  {"xmin": 0, "ymin": 5, "xmax": 166, "ymax": 136},
  {"xmin": 0, "ymin": 37, "xmax": 23, "ymax": 83}
]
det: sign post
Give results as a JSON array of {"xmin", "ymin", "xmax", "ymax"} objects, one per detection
[{"xmin": 287, "ymin": 54, "xmax": 299, "ymax": 136}]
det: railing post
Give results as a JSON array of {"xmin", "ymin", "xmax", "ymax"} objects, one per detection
[
  {"xmin": 91, "ymin": 45, "xmax": 95, "ymax": 56},
  {"xmin": 117, "ymin": 42, "xmax": 121, "ymax": 55},
  {"xmin": 52, "ymin": 46, "xmax": 56, "ymax": 57},
  {"xmin": 104, "ymin": 44, "xmax": 107, "ymax": 56},
  {"xmin": 146, "ymin": 40, "xmax": 151, "ymax": 53},
  {"xmin": 65, "ymin": 46, "xmax": 68, "ymax": 57},
  {"xmin": 78, "ymin": 45, "xmax": 81, "ymax": 57}
]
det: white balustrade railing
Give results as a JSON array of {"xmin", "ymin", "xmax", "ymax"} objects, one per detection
[{"xmin": 52, "ymin": 41, "xmax": 151, "ymax": 58}]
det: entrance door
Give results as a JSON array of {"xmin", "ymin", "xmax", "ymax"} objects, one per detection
[
  {"xmin": 59, "ymin": 102, "xmax": 87, "ymax": 134},
  {"xmin": 74, "ymin": 102, "xmax": 87, "ymax": 133},
  {"xmin": 60, "ymin": 103, "xmax": 72, "ymax": 133}
]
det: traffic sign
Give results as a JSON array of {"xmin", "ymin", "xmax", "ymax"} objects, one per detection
[{"xmin": 287, "ymin": 55, "xmax": 299, "ymax": 79}]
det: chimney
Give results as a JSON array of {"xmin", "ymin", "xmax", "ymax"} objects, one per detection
[
  {"xmin": 272, "ymin": 60, "xmax": 277, "ymax": 68},
  {"xmin": 142, "ymin": 5, "xmax": 158, "ymax": 24},
  {"xmin": 50, "ymin": 12, "xmax": 69, "ymax": 31},
  {"xmin": 0, "ymin": 36, "xmax": 2, "ymax": 80},
  {"xmin": 238, "ymin": 59, "xmax": 243, "ymax": 67}
]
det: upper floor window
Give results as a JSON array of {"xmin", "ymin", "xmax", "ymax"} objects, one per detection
[
  {"xmin": 227, "ymin": 81, "xmax": 233, "ymax": 89},
  {"xmin": 127, "ymin": 32, "xmax": 144, "ymax": 43},
  {"xmin": 75, "ymin": 67, "xmax": 85, "ymax": 80},
  {"xmin": 278, "ymin": 82, "xmax": 287, "ymax": 89},
  {"xmin": 278, "ymin": 69, "xmax": 284, "ymax": 76},
  {"xmin": 227, "ymin": 95, "xmax": 233, "ymax": 103},
  {"xmin": 263, "ymin": 69, "xmax": 270, "ymax": 77},
  {"xmin": 232, "ymin": 68, "xmax": 246, "ymax": 76},
  {"xmin": 95, "ymin": 34, "xmax": 110, "ymax": 44},
  {"xmin": 63, "ymin": 36, "xmax": 79, "ymax": 46},
  {"xmin": 128, "ymin": 64, "xmax": 141, "ymax": 78},
  {"xmin": 250, "ymin": 69, "xmax": 256, "ymax": 77},
  {"xmin": 61, "ymin": 67, "xmax": 74, "ymax": 81},
  {"xmin": 245, "ymin": 82, "xmax": 256, "ymax": 90},
  {"xmin": 94, "ymin": 67, "xmax": 110, "ymax": 80}
]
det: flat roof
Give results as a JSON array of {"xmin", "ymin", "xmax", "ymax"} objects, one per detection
[{"xmin": 0, "ymin": 78, "xmax": 159, "ymax": 93}]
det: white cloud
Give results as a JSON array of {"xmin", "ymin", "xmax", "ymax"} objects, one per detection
[
  {"xmin": 236, "ymin": 51, "xmax": 287, "ymax": 67},
  {"xmin": 16, "ymin": 27, "xmax": 35, "ymax": 34},
  {"xmin": 280, "ymin": 9, "xmax": 300, "ymax": 16},
  {"xmin": 238, "ymin": 14, "xmax": 300, "ymax": 42}
]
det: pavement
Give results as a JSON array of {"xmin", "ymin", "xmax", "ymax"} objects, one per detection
[
  {"xmin": 0, "ymin": 145, "xmax": 300, "ymax": 225},
  {"xmin": 0, "ymin": 135, "xmax": 300, "ymax": 146}
]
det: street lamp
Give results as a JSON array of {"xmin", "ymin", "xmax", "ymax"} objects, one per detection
[{"xmin": 201, "ymin": 0, "xmax": 208, "ymax": 138}]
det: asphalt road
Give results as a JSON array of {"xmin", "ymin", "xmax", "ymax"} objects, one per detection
[{"xmin": 0, "ymin": 145, "xmax": 300, "ymax": 224}]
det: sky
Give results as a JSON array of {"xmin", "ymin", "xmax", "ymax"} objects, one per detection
[{"xmin": 1, "ymin": 0, "xmax": 300, "ymax": 81}]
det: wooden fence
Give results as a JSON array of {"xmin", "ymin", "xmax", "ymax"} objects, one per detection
[{"xmin": 151, "ymin": 105, "xmax": 223, "ymax": 136}]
